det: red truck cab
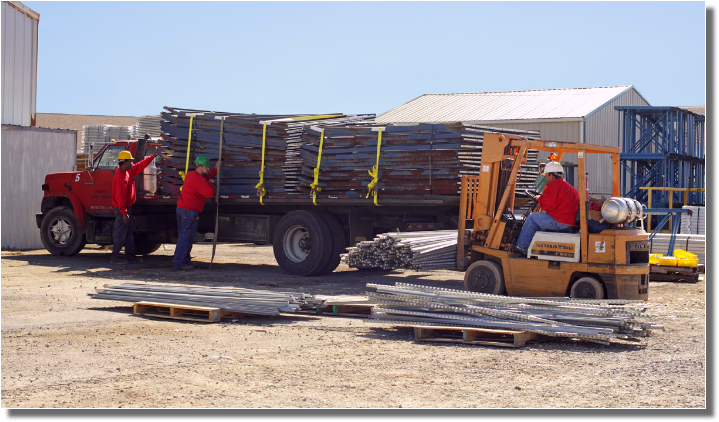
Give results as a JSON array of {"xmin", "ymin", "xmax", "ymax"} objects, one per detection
[{"xmin": 37, "ymin": 139, "xmax": 160, "ymax": 255}]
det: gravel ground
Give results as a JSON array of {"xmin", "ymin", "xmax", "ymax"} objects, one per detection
[{"xmin": 0, "ymin": 243, "xmax": 707, "ymax": 409}]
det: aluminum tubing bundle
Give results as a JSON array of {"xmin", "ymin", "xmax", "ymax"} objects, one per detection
[
  {"xmin": 365, "ymin": 283, "xmax": 661, "ymax": 344},
  {"xmin": 89, "ymin": 283, "xmax": 317, "ymax": 316},
  {"xmin": 341, "ymin": 230, "xmax": 459, "ymax": 271}
]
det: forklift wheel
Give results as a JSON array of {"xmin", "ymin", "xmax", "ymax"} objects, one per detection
[
  {"xmin": 570, "ymin": 277, "xmax": 605, "ymax": 299},
  {"xmin": 464, "ymin": 260, "xmax": 506, "ymax": 295}
]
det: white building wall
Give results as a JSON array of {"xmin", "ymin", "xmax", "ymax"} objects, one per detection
[
  {"xmin": 1, "ymin": 125, "xmax": 76, "ymax": 250},
  {"xmin": 1, "ymin": 1, "xmax": 39, "ymax": 126},
  {"xmin": 585, "ymin": 89, "xmax": 651, "ymax": 195}
]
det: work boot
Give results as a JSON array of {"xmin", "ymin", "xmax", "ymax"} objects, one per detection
[
  {"xmin": 180, "ymin": 264, "xmax": 195, "ymax": 270},
  {"xmin": 110, "ymin": 255, "xmax": 129, "ymax": 264},
  {"xmin": 514, "ymin": 246, "xmax": 528, "ymax": 257},
  {"xmin": 125, "ymin": 254, "xmax": 143, "ymax": 263},
  {"xmin": 171, "ymin": 267, "xmax": 185, "ymax": 272}
]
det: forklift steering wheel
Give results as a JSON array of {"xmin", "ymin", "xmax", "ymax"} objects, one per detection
[{"xmin": 524, "ymin": 189, "xmax": 540, "ymax": 199}]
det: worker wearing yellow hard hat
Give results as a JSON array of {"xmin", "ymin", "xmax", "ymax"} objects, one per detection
[{"xmin": 110, "ymin": 149, "xmax": 158, "ymax": 264}]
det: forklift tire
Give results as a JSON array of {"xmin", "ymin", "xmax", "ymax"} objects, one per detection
[
  {"xmin": 570, "ymin": 277, "xmax": 605, "ymax": 299},
  {"xmin": 273, "ymin": 210, "xmax": 333, "ymax": 276},
  {"xmin": 464, "ymin": 260, "xmax": 506, "ymax": 295},
  {"xmin": 40, "ymin": 206, "xmax": 86, "ymax": 256}
]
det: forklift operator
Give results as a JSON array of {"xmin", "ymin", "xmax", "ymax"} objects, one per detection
[{"xmin": 514, "ymin": 161, "xmax": 579, "ymax": 255}]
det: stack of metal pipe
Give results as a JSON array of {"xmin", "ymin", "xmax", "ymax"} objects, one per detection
[
  {"xmin": 367, "ymin": 283, "xmax": 661, "ymax": 344},
  {"xmin": 341, "ymin": 230, "xmax": 458, "ymax": 271},
  {"xmin": 89, "ymin": 283, "xmax": 318, "ymax": 316}
]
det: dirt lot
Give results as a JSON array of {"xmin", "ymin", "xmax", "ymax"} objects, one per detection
[{"xmin": 0, "ymin": 243, "xmax": 706, "ymax": 409}]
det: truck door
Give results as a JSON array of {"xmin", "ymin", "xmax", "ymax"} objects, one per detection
[{"xmin": 84, "ymin": 143, "xmax": 129, "ymax": 217}]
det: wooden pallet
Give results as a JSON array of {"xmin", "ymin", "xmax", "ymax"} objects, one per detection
[
  {"xmin": 649, "ymin": 265, "xmax": 700, "ymax": 283},
  {"xmin": 413, "ymin": 326, "xmax": 537, "ymax": 348},
  {"xmin": 313, "ymin": 304, "xmax": 374, "ymax": 317},
  {"xmin": 133, "ymin": 302, "xmax": 248, "ymax": 323}
]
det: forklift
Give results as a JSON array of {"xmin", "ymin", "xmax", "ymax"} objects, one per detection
[{"xmin": 457, "ymin": 133, "xmax": 649, "ymax": 300}]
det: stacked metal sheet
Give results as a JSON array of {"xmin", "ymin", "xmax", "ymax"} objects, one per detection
[
  {"xmin": 106, "ymin": 125, "xmax": 134, "ymax": 142},
  {"xmin": 136, "ymin": 114, "xmax": 163, "ymax": 138},
  {"xmin": 89, "ymin": 283, "xmax": 317, "ymax": 316},
  {"xmin": 341, "ymin": 230, "xmax": 458, "ymax": 271},
  {"xmin": 680, "ymin": 206, "xmax": 706, "ymax": 235},
  {"xmin": 649, "ymin": 233, "xmax": 705, "ymax": 264},
  {"xmin": 157, "ymin": 106, "xmax": 375, "ymax": 196},
  {"xmin": 298, "ymin": 123, "xmax": 540, "ymax": 195},
  {"xmin": 367, "ymin": 283, "xmax": 661, "ymax": 344}
]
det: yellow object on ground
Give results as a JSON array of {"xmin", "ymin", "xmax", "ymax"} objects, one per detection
[
  {"xmin": 673, "ymin": 249, "xmax": 698, "ymax": 267},
  {"xmin": 658, "ymin": 256, "xmax": 678, "ymax": 267}
]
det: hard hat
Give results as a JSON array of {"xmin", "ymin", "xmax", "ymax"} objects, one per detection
[
  {"xmin": 195, "ymin": 155, "xmax": 210, "ymax": 167},
  {"xmin": 118, "ymin": 150, "xmax": 134, "ymax": 160},
  {"xmin": 543, "ymin": 161, "xmax": 564, "ymax": 175}
]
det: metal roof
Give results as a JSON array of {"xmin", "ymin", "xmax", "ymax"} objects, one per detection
[{"xmin": 376, "ymin": 86, "xmax": 646, "ymax": 123}]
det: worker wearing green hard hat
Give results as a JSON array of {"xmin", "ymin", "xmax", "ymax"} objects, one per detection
[
  {"xmin": 195, "ymin": 155, "xmax": 210, "ymax": 167},
  {"xmin": 173, "ymin": 155, "xmax": 220, "ymax": 271}
]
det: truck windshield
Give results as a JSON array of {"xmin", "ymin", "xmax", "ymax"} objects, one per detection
[{"xmin": 95, "ymin": 145, "xmax": 129, "ymax": 170}]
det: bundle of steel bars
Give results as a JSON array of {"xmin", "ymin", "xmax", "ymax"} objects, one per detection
[
  {"xmin": 89, "ymin": 283, "xmax": 319, "ymax": 316},
  {"xmin": 157, "ymin": 107, "xmax": 374, "ymax": 195},
  {"xmin": 341, "ymin": 230, "xmax": 458, "ymax": 271},
  {"xmin": 366, "ymin": 283, "xmax": 661, "ymax": 344},
  {"xmin": 299, "ymin": 124, "xmax": 541, "ymax": 195}
]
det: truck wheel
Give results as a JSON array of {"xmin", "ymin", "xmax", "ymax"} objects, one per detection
[
  {"xmin": 133, "ymin": 238, "xmax": 162, "ymax": 255},
  {"xmin": 464, "ymin": 260, "xmax": 506, "ymax": 295},
  {"xmin": 40, "ymin": 206, "xmax": 86, "ymax": 256},
  {"xmin": 316, "ymin": 212, "xmax": 346, "ymax": 275},
  {"xmin": 570, "ymin": 277, "xmax": 605, "ymax": 299},
  {"xmin": 273, "ymin": 210, "xmax": 332, "ymax": 276}
]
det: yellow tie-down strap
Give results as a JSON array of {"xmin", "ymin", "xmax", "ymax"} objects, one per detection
[
  {"xmin": 255, "ymin": 122, "xmax": 268, "ymax": 205},
  {"xmin": 366, "ymin": 127, "xmax": 383, "ymax": 206},
  {"xmin": 178, "ymin": 114, "xmax": 195, "ymax": 191},
  {"xmin": 310, "ymin": 129, "xmax": 325, "ymax": 206}
]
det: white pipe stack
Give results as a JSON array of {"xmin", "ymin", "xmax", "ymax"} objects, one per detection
[{"xmin": 341, "ymin": 230, "xmax": 458, "ymax": 271}]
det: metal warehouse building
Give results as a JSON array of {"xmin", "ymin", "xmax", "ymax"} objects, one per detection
[{"xmin": 375, "ymin": 85, "xmax": 650, "ymax": 196}]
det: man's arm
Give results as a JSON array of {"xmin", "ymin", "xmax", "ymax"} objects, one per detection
[
  {"xmin": 112, "ymin": 175, "xmax": 129, "ymax": 220},
  {"xmin": 128, "ymin": 152, "xmax": 158, "ymax": 179},
  {"xmin": 537, "ymin": 183, "xmax": 559, "ymax": 213}
]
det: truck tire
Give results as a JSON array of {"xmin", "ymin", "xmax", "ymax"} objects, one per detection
[
  {"xmin": 133, "ymin": 238, "xmax": 162, "ymax": 255},
  {"xmin": 40, "ymin": 206, "xmax": 86, "ymax": 256},
  {"xmin": 464, "ymin": 260, "xmax": 506, "ymax": 295},
  {"xmin": 273, "ymin": 210, "xmax": 332, "ymax": 276},
  {"xmin": 570, "ymin": 276, "xmax": 605, "ymax": 299},
  {"xmin": 316, "ymin": 212, "xmax": 346, "ymax": 275}
]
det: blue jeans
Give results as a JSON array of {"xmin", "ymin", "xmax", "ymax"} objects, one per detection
[
  {"xmin": 113, "ymin": 207, "xmax": 134, "ymax": 257},
  {"xmin": 516, "ymin": 212, "xmax": 574, "ymax": 249},
  {"xmin": 174, "ymin": 207, "xmax": 199, "ymax": 269}
]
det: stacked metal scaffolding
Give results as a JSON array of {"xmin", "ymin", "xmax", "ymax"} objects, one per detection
[
  {"xmin": 367, "ymin": 283, "xmax": 661, "ymax": 344},
  {"xmin": 157, "ymin": 107, "xmax": 375, "ymax": 195},
  {"xmin": 341, "ymin": 230, "xmax": 458, "ymax": 271},
  {"xmin": 618, "ymin": 106, "xmax": 705, "ymax": 210},
  {"xmin": 136, "ymin": 115, "xmax": 163, "ymax": 138},
  {"xmin": 299, "ymin": 124, "xmax": 541, "ymax": 195},
  {"xmin": 89, "ymin": 283, "xmax": 319, "ymax": 316}
]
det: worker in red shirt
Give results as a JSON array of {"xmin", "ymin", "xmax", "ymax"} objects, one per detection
[
  {"xmin": 111, "ymin": 149, "xmax": 158, "ymax": 264},
  {"xmin": 173, "ymin": 155, "xmax": 219, "ymax": 271},
  {"xmin": 514, "ymin": 161, "xmax": 579, "ymax": 256}
]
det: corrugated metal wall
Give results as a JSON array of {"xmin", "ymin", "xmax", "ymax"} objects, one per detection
[
  {"xmin": 585, "ymin": 89, "xmax": 650, "ymax": 195},
  {"xmin": 1, "ymin": 1, "xmax": 39, "ymax": 126},
  {"xmin": 1, "ymin": 125, "xmax": 76, "ymax": 250}
]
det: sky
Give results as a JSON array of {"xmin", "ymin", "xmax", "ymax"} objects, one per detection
[{"xmin": 25, "ymin": 1, "xmax": 707, "ymax": 117}]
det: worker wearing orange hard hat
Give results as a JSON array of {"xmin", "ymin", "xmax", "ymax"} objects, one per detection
[{"xmin": 110, "ymin": 149, "xmax": 158, "ymax": 264}]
